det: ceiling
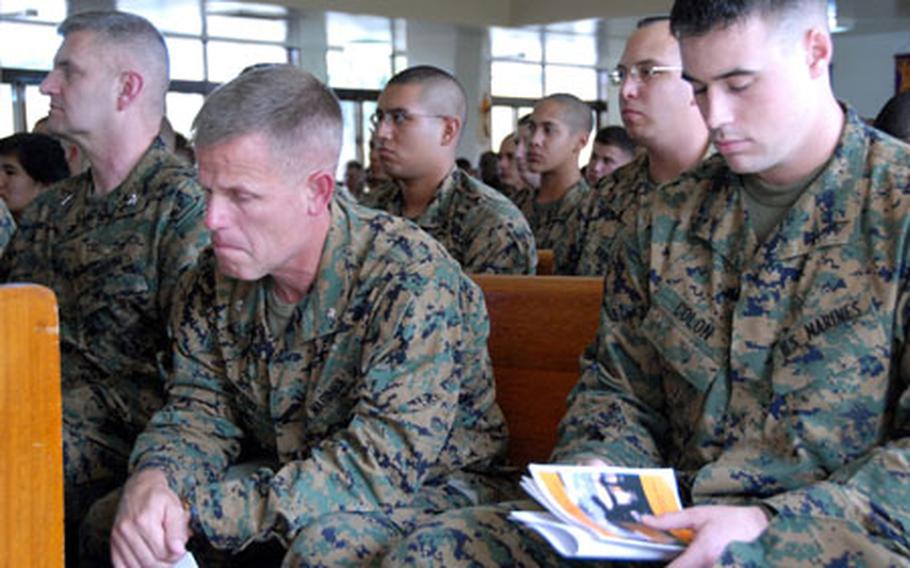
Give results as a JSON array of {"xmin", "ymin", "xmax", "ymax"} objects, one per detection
[{"xmin": 271, "ymin": 0, "xmax": 910, "ymax": 34}]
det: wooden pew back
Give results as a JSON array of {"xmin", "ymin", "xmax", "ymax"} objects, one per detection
[
  {"xmin": 0, "ymin": 284, "xmax": 63, "ymax": 567},
  {"xmin": 471, "ymin": 274, "xmax": 603, "ymax": 468},
  {"xmin": 536, "ymin": 249, "xmax": 555, "ymax": 275}
]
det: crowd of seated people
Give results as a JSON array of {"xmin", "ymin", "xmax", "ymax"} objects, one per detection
[{"xmin": 2, "ymin": 1, "xmax": 910, "ymax": 566}]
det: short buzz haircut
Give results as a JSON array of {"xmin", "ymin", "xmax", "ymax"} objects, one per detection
[
  {"xmin": 58, "ymin": 11, "xmax": 169, "ymax": 112},
  {"xmin": 386, "ymin": 65, "xmax": 468, "ymax": 126},
  {"xmin": 537, "ymin": 93, "xmax": 593, "ymax": 136},
  {"xmin": 193, "ymin": 64, "xmax": 342, "ymax": 175},
  {"xmin": 874, "ymin": 91, "xmax": 910, "ymax": 143},
  {"xmin": 670, "ymin": 0, "xmax": 828, "ymax": 38},
  {"xmin": 594, "ymin": 126, "xmax": 637, "ymax": 156}
]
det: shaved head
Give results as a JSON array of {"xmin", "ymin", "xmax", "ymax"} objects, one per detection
[
  {"xmin": 536, "ymin": 93, "xmax": 593, "ymax": 136},
  {"xmin": 386, "ymin": 65, "xmax": 467, "ymax": 126},
  {"xmin": 58, "ymin": 11, "xmax": 169, "ymax": 116}
]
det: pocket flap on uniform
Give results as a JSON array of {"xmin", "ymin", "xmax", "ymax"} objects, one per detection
[{"xmin": 639, "ymin": 287, "xmax": 723, "ymax": 394}]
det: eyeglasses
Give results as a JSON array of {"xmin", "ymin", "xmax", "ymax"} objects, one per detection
[
  {"xmin": 370, "ymin": 109, "xmax": 449, "ymax": 128},
  {"xmin": 608, "ymin": 63, "xmax": 683, "ymax": 86}
]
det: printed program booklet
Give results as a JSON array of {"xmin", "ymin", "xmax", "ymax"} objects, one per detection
[{"xmin": 508, "ymin": 464, "xmax": 693, "ymax": 561}]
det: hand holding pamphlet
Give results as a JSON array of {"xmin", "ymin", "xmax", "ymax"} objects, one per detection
[{"xmin": 509, "ymin": 464, "xmax": 693, "ymax": 561}]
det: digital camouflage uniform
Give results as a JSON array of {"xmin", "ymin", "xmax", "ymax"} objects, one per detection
[
  {"xmin": 384, "ymin": 108, "xmax": 910, "ymax": 567},
  {"xmin": 361, "ymin": 167, "xmax": 537, "ymax": 274},
  {"xmin": 0, "ymin": 139, "xmax": 209, "ymax": 526},
  {"xmin": 511, "ymin": 179, "xmax": 589, "ymax": 275},
  {"xmin": 497, "ymin": 183, "xmax": 534, "ymax": 208},
  {"xmin": 569, "ymin": 153, "xmax": 653, "ymax": 277},
  {"xmin": 105, "ymin": 197, "xmax": 509, "ymax": 566},
  {"xmin": 0, "ymin": 199, "xmax": 14, "ymax": 258}
]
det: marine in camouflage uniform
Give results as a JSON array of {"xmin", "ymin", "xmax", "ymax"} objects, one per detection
[
  {"xmin": 570, "ymin": 150, "xmax": 713, "ymax": 277},
  {"xmin": 384, "ymin": 108, "xmax": 910, "ymax": 567},
  {"xmin": 362, "ymin": 167, "xmax": 537, "ymax": 274},
  {"xmin": 0, "ymin": 139, "xmax": 209, "ymax": 519},
  {"xmin": 511, "ymin": 179, "xmax": 589, "ymax": 274},
  {"xmin": 101, "ymin": 196, "xmax": 509, "ymax": 566},
  {"xmin": 0, "ymin": 199, "xmax": 14, "ymax": 258}
]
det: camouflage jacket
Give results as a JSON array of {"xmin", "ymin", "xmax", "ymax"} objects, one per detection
[
  {"xmin": 554, "ymin": 108, "xmax": 910, "ymax": 556},
  {"xmin": 0, "ymin": 200, "xmax": 14, "ymax": 258},
  {"xmin": 571, "ymin": 153, "xmax": 653, "ymax": 276},
  {"xmin": 497, "ymin": 183, "xmax": 534, "ymax": 208},
  {"xmin": 513, "ymin": 179, "xmax": 590, "ymax": 266},
  {"xmin": 361, "ymin": 168, "xmax": 536, "ymax": 274},
  {"xmin": 0, "ymin": 139, "xmax": 209, "ymax": 436},
  {"xmin": 130, "ymin": 197, "xmax": 509, "ymax": 549}
]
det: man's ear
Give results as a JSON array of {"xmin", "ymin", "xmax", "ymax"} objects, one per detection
[
  {"xmin": 805, "ymin": 26, "xmax": 833, "ymax": 79},
  {"xmin": 440, "ymin": 116, "xmax": 462, "ymax": 147},
  {"xmin": 573, "ymin": 132, "xmax": 590, "ymax": 155},
  {"xmin": 306, "ymin": 169, "xmax": 335, "ymax": 215},
  {"xmin": 116, "ymin": 70, "xmax": 144, "ymax": 111}
]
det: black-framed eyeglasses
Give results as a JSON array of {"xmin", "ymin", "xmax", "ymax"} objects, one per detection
[
  {"xmin": 608, "ymin": 63, "xmax": 683, "ymax": 86},
  {"xmin": 370, "ymin": 109, "xmax": 450, "ymax": 128}
]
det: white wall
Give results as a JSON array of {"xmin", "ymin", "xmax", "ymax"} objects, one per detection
[
  {"xmin": 832, "ymin": 31, "xmax": 910, "ymax": 119},
  {"xmin": 406, "ymin": 20, "xmax": 491, "ymax": 166}
]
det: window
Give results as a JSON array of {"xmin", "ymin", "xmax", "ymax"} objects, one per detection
[
  {"xmin": 165, "ymin": 92, "xmax": 204, "ymax": 138},
  {"xmin": 0, "ymin": 22, "xmax": 59, "ymax": 70},
  {"xmin": 489, "ymin": 19, "xmax": 605, "ymax": 101},
  {"xmin": 118, "ymin": 0, "xmax": 202, "ymax": 35},
  {"xmin": 119, "ymin": 0, "xmax": 292, "ymax": 85},
  {"xmin": 207, "ymin": 41, "xmax": 288, "ymax": 83},
  {"xmin": 326, "ymin": 12, "xmax": 404, "ymax": 90},
  {"xmin": 327, "ymin": 13, "xmax": 406, "ymax": 176},
  {"xmin": 0, "ymin": 86, "xmax": 13, "ymax": 136}
]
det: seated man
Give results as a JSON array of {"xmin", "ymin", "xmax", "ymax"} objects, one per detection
[
  {"xmin": 513, "ymin": 93, "xmax": 592, "ymax": 259},
  {"xmin": 583, "ymin": 125, "xmax": 637, "ymax": 187},
  {"xmin": 100, "ymin": 65, "xmax": 509, "ymax": 567},
  {"xmin": 0, "ymin": 11, "xmax": 209, "ymax": 558},
  {"xmin": 344, "ymin": 159, "xmax": 366, "ymax": 200},
  {"xmin": 567, "ymin": 16, "xmax": 710, "ymax": 276},
  {"xmin": 495, "ymin": 133, "xmax": 523, "ymax": 202},
  {"xmin": 361, "ymin": 65, "xmax": 535, "ymax": 274},
  {"xmin": 384, "ymin": 0, "xmax": 910, "ymax": 565}
]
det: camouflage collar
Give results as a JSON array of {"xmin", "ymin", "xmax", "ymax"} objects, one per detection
[
  {"xmin": 59, "ymin": 137, "xmax": 170, "ymax": 219},
  {"xmin": 690, "ymin": 106, "xmax": 866, "ymax": 263},
  {"xmin": 397, "ymin": 166, "xmax": 462, "ymax": 233},
  {"xmin": 292, "ymin": 198, "xmax": 356, "ymax": 340}
]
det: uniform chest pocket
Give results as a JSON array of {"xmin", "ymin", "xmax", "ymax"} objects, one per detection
[{"xmin": 639, "ymin": 289, "xmax": 724, "ymax": 394}]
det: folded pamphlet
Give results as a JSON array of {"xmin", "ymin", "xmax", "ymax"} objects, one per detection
[{"xmin": 508, "ymin": 464, "xmax": 693, "ymax": 560}]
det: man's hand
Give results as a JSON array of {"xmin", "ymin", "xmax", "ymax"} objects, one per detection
[
  {"xmin": 110, "ymin": 469, "xmax": 191, "ymax": 568},
  {"xmin": 643, "ymin": 505, "xmax": 769, "ymax": 568}
]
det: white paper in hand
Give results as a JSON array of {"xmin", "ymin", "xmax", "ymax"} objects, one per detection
[{"xmin": 172, "ymin": 552, "xmax": 199, "ymax": 568}]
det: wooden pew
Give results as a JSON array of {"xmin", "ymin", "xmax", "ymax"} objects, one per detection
[
  {"xmin": 536, "ymin": 249, "xmax": 554, "ymax": 275},
  {"xmin": 0, "ymin": 284, "xmax": 63, "ymax": 567},
  {"xmin": 470, "ymin": 274, "xmax": 603, "ymax": 468}
]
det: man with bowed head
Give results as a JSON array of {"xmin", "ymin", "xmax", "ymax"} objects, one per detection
[{"xmin": 98, "ymin": 64, "xmax": 509, "ymax": 567}]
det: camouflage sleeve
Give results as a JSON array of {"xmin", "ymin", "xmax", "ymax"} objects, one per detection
[
  {"xmin": 550, "ymin": 214, "xmax": 667, "ymax": 467},
  {"xmin": 152, "ymin": 175, "xmax": 209, "ymax": 318},
  {"xmin": 463, "ymin": 209, "xmax": 538, "ymax": 275},
  {"xmin": 129, "ymin": 263, "xmax": 244, "ymax": 491},
  {"xmin": 0, "ymin": 193, "xmax": 44, "ymax": 281},
  {"xmin": 555, "ymin": 188, "xmax": 598, "ymax": 275},
  {"xmin": 0, "ymin": 200, "xmax": 15, "ymax": 260},
  {"xmin": 186, "ymin": 263, "xmax": 480, "ymax": 550}
]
